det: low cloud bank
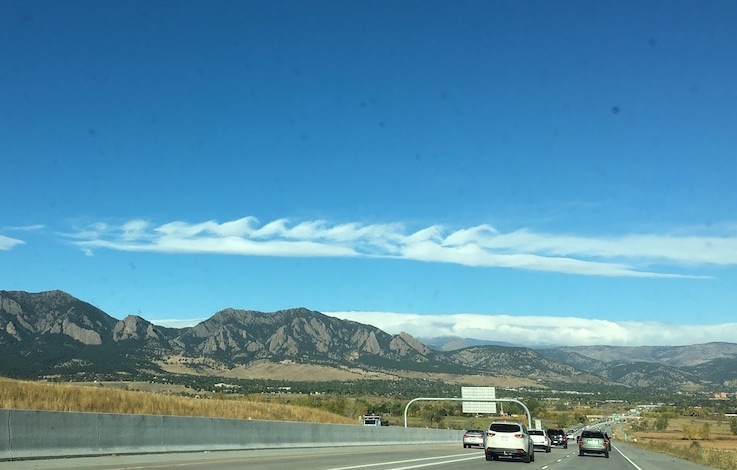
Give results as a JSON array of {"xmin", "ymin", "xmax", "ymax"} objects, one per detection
[
  {"xmin": 147, "ymin": 311, "xmax": 737, "ymax": 347},
  {"xmin": 324, "ymin": 311, "xmax": 737, "ymax": 347}
]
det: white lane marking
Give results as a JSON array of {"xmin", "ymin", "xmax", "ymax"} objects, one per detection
[
  {"xmin": 384, "ymin": 455, "xmax": 484, "ymax": 469},
  {"xmin": 324, "ymin": 453, "xmax": 480, "ymax": 470},
  {"xmin": 613, "ymin": 444, "xmax": 644, "ymax": 470}
]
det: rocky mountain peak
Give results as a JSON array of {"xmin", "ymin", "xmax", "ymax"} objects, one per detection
[
  {"xmin": 395, "ymin": 331, "xmax": 430, "ymax": 355},
  {"xmin": 112, "ymin": 315, "xmax": 164, "ymax": 341},
  {"xmin": 0, "ymin": 289, "xmax": 115, "ymax": 345}
]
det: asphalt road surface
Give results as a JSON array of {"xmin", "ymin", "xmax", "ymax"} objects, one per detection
[{"xmin": 1, "ymin": 440, "xmax": 720, "ymax": 470}]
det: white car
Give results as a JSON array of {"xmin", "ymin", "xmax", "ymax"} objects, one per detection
[
  {"xmin": 484, "ymin": 421, "xmax": 535, "ymax": 463},
  {"xmin": 528, "ymin": 429, "xmax": 551, "ymax": 452}
]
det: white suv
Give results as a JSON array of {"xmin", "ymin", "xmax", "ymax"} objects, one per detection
[
  {"xmin": 528, "ymin": 428, "xmax": 551, "ymax": 452},
  {"xmin": 484, "ymin": 421, "xmax": 535, "ymax": 463}
]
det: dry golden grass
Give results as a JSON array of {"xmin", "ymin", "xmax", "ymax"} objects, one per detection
[
  {"xmin": 627, "ymin": 417, "xmax": 737, "ymax": 470},
  {"xmin": 636, "ymin": 417, "xmax": 737, "ymax": 451},
  {"xmin": 632, "ymin": 438, "xmax": 737, "ymax": 470},
  {"xmin": 0, "ymin": 377, "xmax": 354, "ymax": 424}
]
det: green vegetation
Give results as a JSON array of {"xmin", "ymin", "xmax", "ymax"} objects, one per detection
[{"xmin": 654, "ymin": 413, "xmax": 670, "ymax": 431}]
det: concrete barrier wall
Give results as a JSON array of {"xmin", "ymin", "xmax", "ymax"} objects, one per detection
[
  {"xmin": 1, "ymin": 410, "xmax": 10, "ymax": 461},
  {"xmin": 1, "ymin": 409, "xmax": 462, "ymax": 461}
]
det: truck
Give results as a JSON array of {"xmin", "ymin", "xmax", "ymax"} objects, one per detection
[{"xmin": 361, "ymin": 415, "xmax": 388, "ymax": 426}]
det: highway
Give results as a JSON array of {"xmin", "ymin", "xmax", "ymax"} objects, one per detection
[{"xmin": 2, "ymin": 441, "xmax": 716, "ymax": 470}]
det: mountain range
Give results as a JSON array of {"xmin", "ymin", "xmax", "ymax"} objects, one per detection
[{"xmin": 1, "ymin": 289, "xmax": 736, "ymax": 393}]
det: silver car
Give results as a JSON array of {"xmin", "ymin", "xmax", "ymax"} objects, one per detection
[{"xmin": 578, "ymin": 430, "xmax": 610, "ymax": 458}]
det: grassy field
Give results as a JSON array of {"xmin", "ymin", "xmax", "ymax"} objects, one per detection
[
  {"xmin": 624, "ymin": 416, "xmax": 737, "ymax": 470},
  {"xmin": 0, "ymin": 377, "xmax": 355, "ymax": 424}
]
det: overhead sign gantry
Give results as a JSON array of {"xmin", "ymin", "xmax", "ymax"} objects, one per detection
[{"xmin": 403, "ymin": 397, "xmax": 532, "ymax": 429}]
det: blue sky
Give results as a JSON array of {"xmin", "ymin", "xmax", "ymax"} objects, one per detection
[{"xmin": 1, "ymin": 0, "xmax": 736, "ymax": 346}]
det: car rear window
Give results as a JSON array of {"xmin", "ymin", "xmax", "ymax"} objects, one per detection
[
  {"xmin": 547, "ymin": 429, "xmax": 564, "ymax": 435},
  {"xmin": 582, "ymin": 431, "xmax": 605, "ymax": 438},
  {"xmin": 490, "ymin": 423, "xmax": 522, "ymax": 433},
  {"xmin": 529, "ymin": 430, "xmax": 544, "ymax": 435}
]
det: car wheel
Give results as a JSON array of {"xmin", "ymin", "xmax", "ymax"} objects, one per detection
[
  {"xmin": 546, "ymin": 446, "xmax": 551, "ymax": 453},
  {"xmin": 579, "ymin": 450, "xmax": 584, "ymax": 456},
  {"xmin": 564, "ymin": 444, "xmax": 568, "ymax": 449},
  {"xmin": 485, "ymin": 454, "xmax": 493, "ymax": 461},
  {"xmin": 523, "ymin": 453, "xmax": 531, "ymax": 463},
  {"xmin": 605, "ymin": 451, "xmax": 609, "ymax": 458}
]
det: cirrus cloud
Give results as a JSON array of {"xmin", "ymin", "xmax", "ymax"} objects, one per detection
[{"xmin": 0, "ymin": 235, "xmax": 25, "ymax": 251}]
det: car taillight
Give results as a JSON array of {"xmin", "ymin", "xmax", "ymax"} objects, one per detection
[
  {"xmin": 578, "ymin": 439, "xmax": 583, "ymax": 447},
  {"xmin": 514, "ymin": 433, "xmax": 524, "ymax": 438},
  {"xmin": 487, "ymin": 432, "xmax": 495, "ymax": 437},
  {"xmin": 604, "ymin": 439, "xmax": 610, "ymax": 447}
]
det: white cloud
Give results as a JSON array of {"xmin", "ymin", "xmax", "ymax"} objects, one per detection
[
  {"xmin": 0, "ymin": 225, "xmax": 45, "ymax": 251},
  {"xmin": 63, "ymin": 216, "xmax": 737, "ymax": 277},
  {"xmin": 0, "ymin": 235, "xmax": 25, "ymax": 251},
  {"xmin": 121, "ymin": 219, "xmax": 150, "ymax": 241},
  {"xmin": 324, "ymin": 311, "xmax": 737, "ymax": 347},
  {"xmin": 5, "ymin": 224, "xmax": 45, "ymax": 231},
  {"xmin": 487, "ymin": 230, "xmax": 737, "ymax": 266},
  {"xmin": 149, "ymin": 318, "xmax": 207, "ymax": 328}
]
